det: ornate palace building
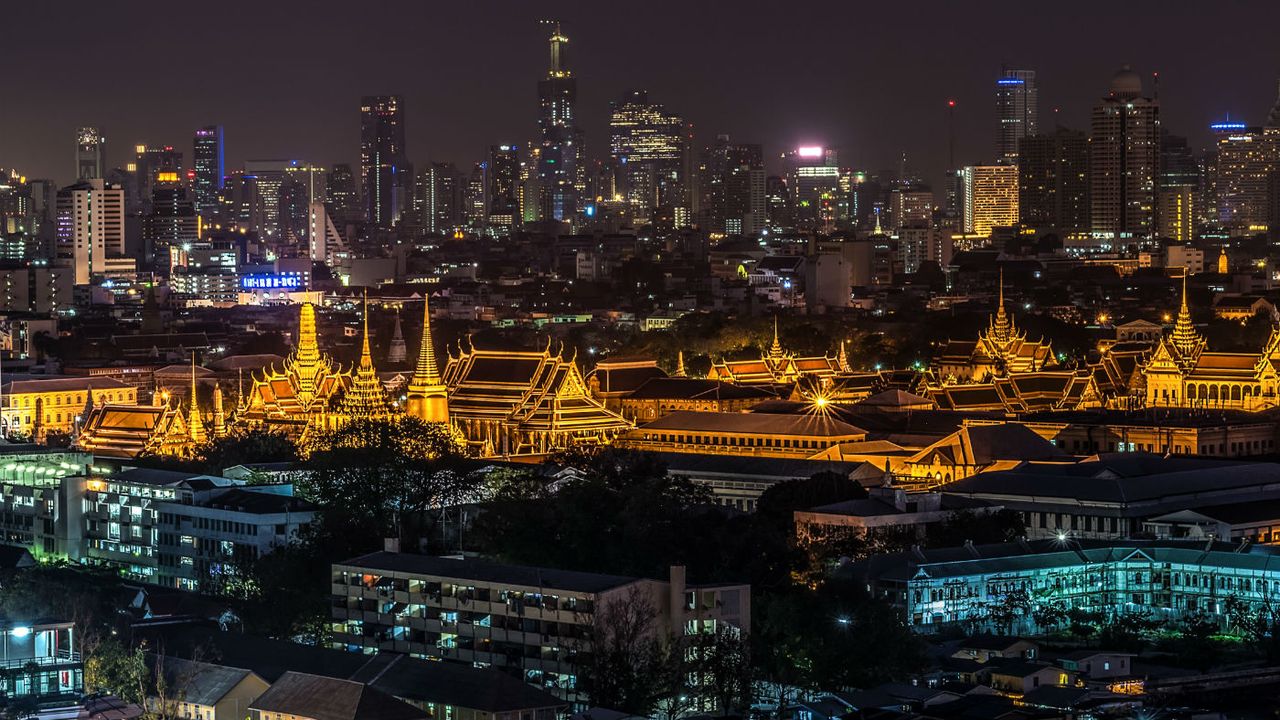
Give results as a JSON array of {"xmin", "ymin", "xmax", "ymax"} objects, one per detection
[
  {"xmin": 236, "ymin": 303, "xmax": 354, "ymax": 437},
  {"xmin": 931, "ymin": 279, "xmax": 1055, "ymax": 383},
  {"xmin": 1143, "ymin": 275, "xmax": 1280, "ymax": 410},
  {"xmin": 441, "ymin": 339, "xmax": 632, "ymax": 456},
  {"xmin": 76, "ymin": 361, "xmax": 223, "ymax": 458},
  {"xmin": 707, "ymin": 319, "xmax": 844, "ymax": 385}
]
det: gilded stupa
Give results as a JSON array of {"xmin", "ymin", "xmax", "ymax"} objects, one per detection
[
  {"xmin": 404, "ymin": 294, "xmax": 449, "ymax": 424},
  {"xmin": 334, "ymin": 293, "xmax": 398, "ymax": 423},
  {"xmin": 236, "ymin": 302, "xmax": 353, "ymax": 436}
]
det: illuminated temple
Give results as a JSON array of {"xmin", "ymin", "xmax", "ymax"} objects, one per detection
[
  {"xmin": 931, "ymin": 275, "xmax": 1055, "ymax": 383},
  {"xmin": 236, "ymin": 303, "xmax": 353, "ymax": 437},
  {"xmin": 77, "ymin": 361, "xmax": 225, "ymax": 458},
  {"xmin": 1143, "ymin": 274, "xmax": 1280, "ymax": 409},
  {"xmin": 707, "ymin": 318, "xmax": 844, "ymax": 385},
  {"xmin": 441, "ymin": 339, "xmax": 632, "ymax": 456}
]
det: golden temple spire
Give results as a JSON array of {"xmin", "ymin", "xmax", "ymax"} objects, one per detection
[
  {"xmin": 338, "ymin": 292, "xmax": 397, "ymax": 422},
  {"xmin": 675, "ymin": 350, "xmax": 687, "ymax": 378},
  {"xmin": 837, "ymin": 339, "xmax": 851, "ymax": 373},
  {"xmin": 1171, "ymin": 268, "xmax": 1203, "ymax": 358},
  {"xmin": 188, "ymin": 354, "xmax": 206, "ymax": 445},
  {"xmin": 213, "ymin": 383, "xmax": 227, "ymax": 438},
  {"xmin": 768, "ymin": 315, "xmax": 784, "ymax": 358},
  {"xmin": 297, "ymin": 302, "xmax": 320, "ymax": 364},
  {"xmin": 991, "ymin": 267, "xmax": 1012, "ymax": 342},
  {"xmin": 406, "ymin": 294, "xmax": 450, "ymax": 423}
]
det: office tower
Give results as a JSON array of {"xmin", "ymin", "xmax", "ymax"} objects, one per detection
[
  {"xmin": 76, "ymin": 127, "xmax": 106, "ymax": 180},
  {"xmin": 537, "ymin": 23, "xmax": 584, "ymax": 222},
  {"xmin": 308, "ymin": 202, "xmax": 346, "ymax": 264},
  {"xmin": 889, "ymin": 184, "xmax": 934, "ymax": 230},
  {"xmin": 192, "ymin": 126, "xmax": 225, "ymax": 221},
  {"xmin": 609, "ymin": 90, "xmax": 685, "ymax": 220},
  {"xmin": 55, "ymin": 179, "xmax": 125, "ymax": 284},
  {"xmin": 765, "ymin": 176, "xmax": 792, "ymax": 228},
  {"xmin": 783, "ymin": 146, "xmax": 840, "ymax": 232},
  {"xmin": 961, "ymin": 165, "xmax": 1019, "ymax": 236},
  {"xmin": 1018, "ymin": 128, "xmax": 1090, "ymax": 232},
  {"xmin": 698, "ymin": 137, "xmax": 765, "ymax": 236},
  {"xmin": 359, "ymin": 95, "xmax": 407, "ymax": 227},
  {"xmin": 1090, "ymin": 67, "xmax": 1159, "ymax": 238},
  {"xmin": 1158, "ymin": 133, "xmax": 1199, "ymax": 242},
  {"xmin": 326, "ymin": 163, "xmax": 360, "ymax": 228},
  {"xmin": 414, "ymin": 163, "xmax": 461, "ymax": 234},
  {"xmin": 130, "ymin": 144, "xmax": 184, "ymax": 218},
  {"xmin": 143, "ymin": 176, "xmax": 197, "ymax": 272},
  {"xmin": 996, "ymin": 69, "xmax": 1038, "ymax": 164},
  {"xmin": 484, "ymin": 145, "xmax": 521, "ymax": 232},
  {"xmin": 464, "ymin": 163, "xmax": 486, "ymax": 228},
  {"xmin": 1211, "ymin": 120, "xmax": 1280, "ymax": 232}
]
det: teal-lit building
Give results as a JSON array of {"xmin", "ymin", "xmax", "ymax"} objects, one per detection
[
  {"xmin": 0, "ymin": 618, "xmax": 82, "ymax": 708},
  {"xmin": 854, "ymin": 540, "xmax": 1280, "ymax": 633}
]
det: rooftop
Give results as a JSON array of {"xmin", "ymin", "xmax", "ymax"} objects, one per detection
[{"xmin": 337, "ymin": 552, "xmax": 641, "ymax": 594}]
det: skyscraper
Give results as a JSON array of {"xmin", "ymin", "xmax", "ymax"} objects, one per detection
[
  {"xmin": 1018, "ymin": 128, "xmax": 1089, "ymax": 232},
  {"xmin": 1090, "ymin": 67, "xmax": 1160, "ymax": 238},
  {"xmin": 961, "ymin": 165, "xmax": 1019, "ymax": 236},
  {"xmin": 143, "ymin": 176, "xmax": 197, "ymax": 272},
  {"xmin": 55, "ymin": 179, "xmax": 125, "ymax": 284},
  {"xmin": 699, "ymin": 137, "xmax": 765, "ymax": 236},
  {"xmin": 537, "ymin": 23, "xmax": 584, "ymax": 222},
  {"xmin": 609, "ymin": 91, "xmax": 685, "ymax": 219},
  {"xmin": 326, "ymin": 163, "xmax": 360, "ymax": 228},
  {"xmin": 783, "ymin": 146, "xmax": 840, "ymax": 232},
  {"xmin": 193, "ymin": 126, "xmax": 225, "ymax": 221},
  {"xmin": 76, "ymin": 128, "xmax": 106, "ymax": 180},
  {"xmin": 997, "ymin": 69, "xmax": 1038, "ymax": 164},
  {"xmin": 414, "ymin": 163, "xmax": 461, "ymax": 234},
  {"xmin": 486, "ymin": 145, "xmax": 521, "ymax": 231},
  {"xmin": 359, "ymin": 95, "xmax": 407, "ymax": 227}
]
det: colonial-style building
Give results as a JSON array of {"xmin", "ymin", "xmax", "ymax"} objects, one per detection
[
  {"xmin": 75, "ymin": 362, "xmax": 222, "ymax": 459},
  {"xmin": 931, "ymin": 279, "xmax": 1055, "ymax": 383},
  {"xmin": 1144, "ymin": 275, "xmax": 1280, "ymax": 410},
  {"xmin": 0, "ymin": 377, "xmax": 138, "ymax": 441},
  {"xmin": 441, "ymin": 340, "xmax": 631, "ymax": 456}
]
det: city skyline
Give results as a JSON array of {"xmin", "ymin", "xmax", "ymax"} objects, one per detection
[{"xmin": 5, "ymin": 1, "xmax": 1280, "ymax": 188}]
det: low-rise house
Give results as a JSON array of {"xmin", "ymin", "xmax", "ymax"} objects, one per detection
[
  {"xmin": 249, "ymin": 671, "xmax": 427, "ymax": 720},
  {"xmin": 952, "ymin": 636, "xmax": 1039, "ymax": 663},
  {"xmin": 1056, "ymin": 650, "xmax": 1134, "ymax": 681},
  {"xmin": 983, "ymin": 661, "xmax": 1073, "ymax": 695},
  {"xmin": 150, "ymin": 656, "xmax": 269, "ymax": 720}
]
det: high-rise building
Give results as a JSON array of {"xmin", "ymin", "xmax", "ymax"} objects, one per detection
[
  {"xmin": 609, "ymin": 91, "xmax": 685, "ymax": 219},
  {"xmin": 536, "ymin": 23, "xmax": 584, "ymax": 222},
  {"xmin": 698, "ymin": 137, "xmax": 765, "ymax": 236},
  {"xmin": 889, "ymin": 185, "xmax": 934, "ymax": 230},
  {"xmin": 1211, "ymin": 120, "xmax": 1280, "ymax": 233},
  {"xmin": 996, "ymin": 69, "xmax": 1038, "ymax": 164},
  {"xmin": 359, "ymin": 95, "xmax": 407, "ymax": 227},
  {"xmin": 326, "ymin": 163, "xmax": 361, "ymax": 229},
  {"xmin": 192, "ymin": 126, "xmax": 224, "ymax": 221},
  {"xmin": 1017, "ymin": 128, "xmax": 1089, "ymax": 232},
  {"xmin": 1157, "ymin": 133, "xmax": 1199, "ymax": 243},
  {"xmin": 961, "ymin": 165, "xmax": 1019, "ymax": 236},
  {"xmin": 55, "ymin": 179, "xmax": 125, "ymax": 284},
  {"xmin": 414, "ymin": 163, "xmax": 461, "ymax": 234},
  {"xmin": 130, "ymin": 145, "xmax": 184, "ymax": 218},
  {"xmin": 486, "ymin": 145, "xmax": 521, "ymax": 231},
  {"xmin": 76, "ymin": 127, "xmax": 106, "ymax": 180},
  {"xmin": 143, "ymin": 176, "xmax": 198, "ymax": 272},
  {"xmin": 783, "ymin": 146, "xmax": 840, "ymax": 232},
  {"xmin": 1090, "ymin": 67, "xmax": 1160, "ymax": 238}
]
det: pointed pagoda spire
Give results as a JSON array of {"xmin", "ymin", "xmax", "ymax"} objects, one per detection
[
  {"xmin": 1171, "ymin": 268, "xmax": 1204, "ymax": 359},
  {"xmin": 991, "ymin": 266, "xmax": 1012, "ymax": 342},
  {"xmin": 674, "ymin": 350, "xmax": 687, "ymax": 378},
  {"xmin": 188, "ymin": 354, "xmax": 207, "ymax": 445},
  {"xmin": 768, "ymin": 315, "xmax": 784, "ymax": 359},
  {"xmin": 837, "ymin": 339, "xmax": 851, "ymax": 373},
  {"xmin": 405, "ymin": 294, "xmax": 450, "ymax": 423},
  {"xmin": 338, "ymin": 291, "xmax": 398, "ymax": 423},
  {"xmin": 213, "ymin": 383, "xmax": 227, "ymax": 438},
  {"xmin": 387, "ymin": 310, "xmax": 407, "ymax": 365},
  {"xmin": 296, "ymin": 302, "xmax": 320, "ymax": 364}
]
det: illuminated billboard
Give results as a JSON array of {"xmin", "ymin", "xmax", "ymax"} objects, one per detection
[{"xmin": 239, "ymin": 273, "xmax": 304, "ymax": 290}]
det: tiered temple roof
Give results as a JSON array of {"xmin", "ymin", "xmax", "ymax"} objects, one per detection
[
  {"xmin": 335, "ymin": 295, "xmax": 397, "ymax": 423},
  {"xmin": 931, "ymin": 271, "xmax": 1055, "ymax": 383},
  {"xmin": 442, "ymin": 339, "xmax": 631, "ymax": 456},
  {"xmin": 237, "ymin": 303, "xmax": 352, "ymax": 435},
  {"xmin": 708, "ymin": 317, "xmax": 842, "ymax": 385},
  {"xmin": 76, "ymin": 403, "xmax": 192, "ymax": 458}
]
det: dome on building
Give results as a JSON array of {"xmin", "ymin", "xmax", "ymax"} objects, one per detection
[{"xmin": 1109, "ymin": 66, "xmax": 1143, "ymax": 99}]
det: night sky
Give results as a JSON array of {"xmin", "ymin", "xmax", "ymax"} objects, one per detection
[{"xmin": 4, "ymin": 0, "xmax": 1280, "ymax": 187}]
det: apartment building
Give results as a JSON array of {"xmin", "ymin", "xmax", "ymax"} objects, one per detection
[{"xmin": 330, "ymin": 553, "xmax": 750, "ymax": 704}]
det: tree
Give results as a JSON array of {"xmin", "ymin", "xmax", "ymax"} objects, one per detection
[
  {"xmin": 926, "ymin": 508, "xmax": 1026, "ymax": 548},
  {"xmin": 576, "ymin": 588, "xmax": 665, "ymax": 715},
  {"xmin": 84, "ymin": 636, "xmax": 146, "ymax": 703},
  {"xmin": 0, "ymin": 563, "xmax": 125, "ymax": 667},
  {"xmin": 195, "ymin": 429, "xmax": 299, "ymax": 472},
  {"xmin": 691, "ymin": 627, "xmax": 752, "ymax": 717}
]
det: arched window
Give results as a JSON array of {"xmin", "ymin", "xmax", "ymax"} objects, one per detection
[
  {"xmin": 1232, "ymin": 386, "xmax": 1242, "ymax": 402},
  {"xmin": 1210, "ymin": 385, "xmax": 1219, "ymax": 401}
]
